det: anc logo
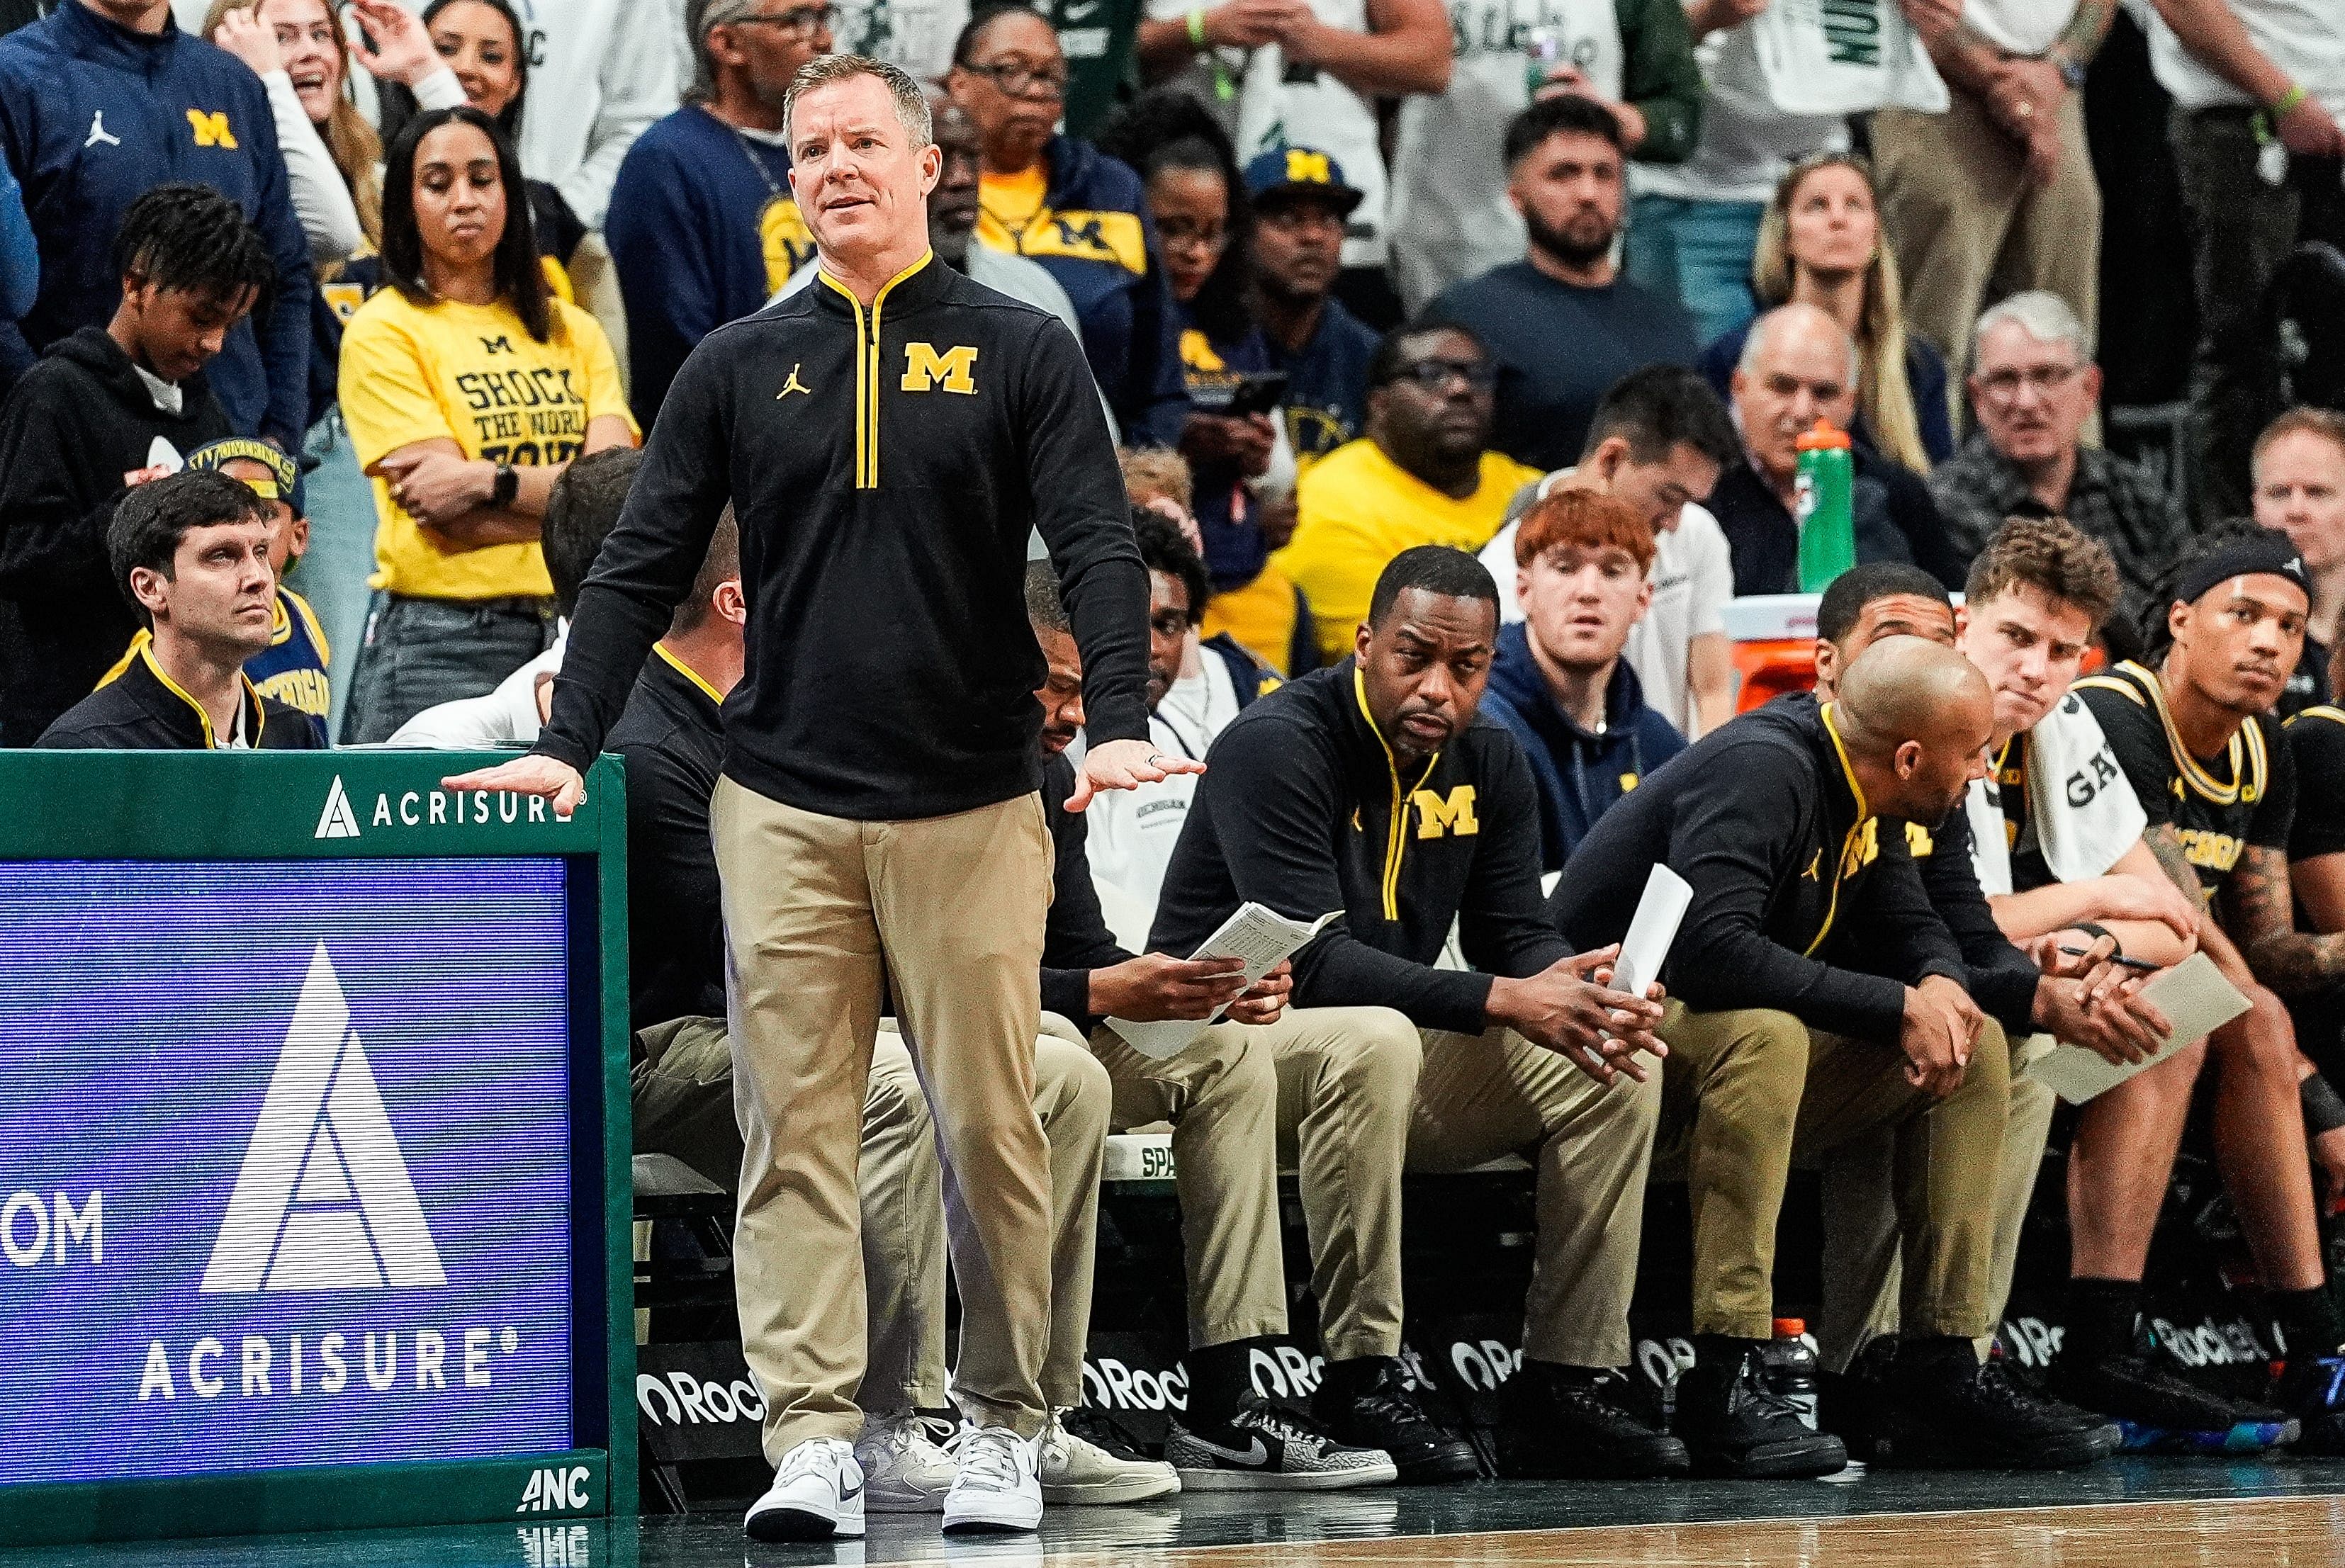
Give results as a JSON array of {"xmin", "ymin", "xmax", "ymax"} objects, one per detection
[
  {"xmin": 902, "ymin": 342, "xmax": 978, "ymax": 394},
  {"xmin": 202, "ymin": 944, "xmax": 445, "ymax": 1294},
  {"xmin": 186, "ymin": 108, "xmax": 238, "ymax": 149},
  {"xmin": 1411, "ymin": 785, "xmax": 1478, "ymax": 838}
]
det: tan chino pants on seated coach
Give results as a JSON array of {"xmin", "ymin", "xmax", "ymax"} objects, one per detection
[
  {"xmin": 1655, "ymin": 1003, "xmax": 2010, "ymax": 1345},
  {"xmin": 1087, "ymin": 1017, "xmax": 1292, "ymax": 1350},
  {"xmin": 713, "ymin": 777, "xmax": 1057, "ymax": 1462},
  {"xmin": 1261, "ymin": 1008, "xmax": 1660, "ymax": 1369}
]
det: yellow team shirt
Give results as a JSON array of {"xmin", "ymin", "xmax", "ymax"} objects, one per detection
[
  {"xmin": 977, "ymin": 164, "xmax": 1050, "ymax": 251},
  {"xmin": 339, "ymin": 291, "xmax": 636, "ymax": 600},
  {"xmin": 1273, "ymin": 439, "xmax": 1540, "ymax": 665}
]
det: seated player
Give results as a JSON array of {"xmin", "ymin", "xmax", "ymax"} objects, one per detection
[
  {"xmin": 184, "ymin": 438, "xmax": 331, "ymax": 746},
  {"xmin": 40, "ymin": 470, "xmax": 323, "ymax": 750},
  {"xmin": 1479, "ymin": 490, "xmax": 1685, "ymax": 869},
  {"xmin": 1553, "ymin": 636, "xmax": 2120, "ymax": 1474},
  {"xmin": 2074, "ymin": 524, "xmax": 2345, "ymax": 1448},
  {"xmin": 611, "ymin": 521, "xmax": 1172, "ymax": 1522},
  {"xmin": 1028, "ymin": 555, "xmax": 1399, "ymax": 1492},
  {"xmin": 1152, "ymin": 546, "xmax": 1684, "ymax": 1482}
]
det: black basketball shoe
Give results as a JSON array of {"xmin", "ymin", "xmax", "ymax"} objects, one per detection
[
  {"xmin": 1495, "ymin": 1360, "xmax": 1691, "ymax": 1479},
  {"xmin": 1312, "ymin": 1357, "xmax": 1480, "ymax": 1484}
]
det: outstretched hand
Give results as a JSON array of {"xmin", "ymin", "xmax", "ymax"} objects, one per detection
[
  {"xmin": 1065, "ymin": 738, "xmax": 1204, "ymax": 813},
  {"xmin": 442, "ymin": 754, "xmax": 587, "ymax": 817}
]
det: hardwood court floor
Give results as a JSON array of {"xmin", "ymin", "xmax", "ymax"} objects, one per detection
[{"xmin": 15, "ymin": 1462, "xmax": 2345, "ymax": 1567}]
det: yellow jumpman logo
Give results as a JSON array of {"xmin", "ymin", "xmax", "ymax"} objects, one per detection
[{"xmin": 777, "ymin": 363, "xmax": 811, "ymax": 398}]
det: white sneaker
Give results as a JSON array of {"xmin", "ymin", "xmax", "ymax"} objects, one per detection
[
  {"xmin": 855, "ymin": 1410, "xmax": 957, "ymax": 1513},
  {"xmin": 1039, "ymin": 1407, "xmax": 1181, "ymax": 1505},
  {"xmin": 745, "ymin": 1436, "xmax": 866, "ymax": 1541},
  {"xmin": 942, "ymin": 1423, "xmax": 1044, "ymax": 1533}
]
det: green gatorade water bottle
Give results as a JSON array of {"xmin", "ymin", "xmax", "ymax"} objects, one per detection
[{"xmin": 1794, "ymin": 419, "xmax": 1855, "ymax": 593}]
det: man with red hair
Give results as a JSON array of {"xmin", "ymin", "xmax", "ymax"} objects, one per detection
[{"xmin": 1479, "ymin": 489, "xmax": 1686, "ymax": 870}]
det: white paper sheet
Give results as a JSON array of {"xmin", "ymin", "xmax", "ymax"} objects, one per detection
[
  {"xmin": 1106, "ymin": 903, "xmax": 1339, "ymax": 1060},
  {"xmin": 2025, "ymin": 952, "xmax": 2253, "ymax": 1105},
  {"xmin": 1611, "ymin": 864, "xmax": 1692, "ymax": 1003}
]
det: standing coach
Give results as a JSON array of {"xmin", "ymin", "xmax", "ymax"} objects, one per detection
[{"xmin": 447, "ymin": 54, "xmax": 1177, "ymax": 1545}]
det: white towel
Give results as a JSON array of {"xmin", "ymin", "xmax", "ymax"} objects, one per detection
[{"xmin": 1967, "ymin": 691, "xmax": 2147, "ymax": 897}]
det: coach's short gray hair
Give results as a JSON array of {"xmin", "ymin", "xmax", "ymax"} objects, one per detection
[
  {"xmin": 1973, "ymin": 290, "xmax": 2091, "ymax": 363},
  {"xmin": 782, "ymin": 54, "xmax": 935, "ymax": 148},
  {"xmin": 1738, "ymin": 301, "xmax": 1861, "ymax": 390}
]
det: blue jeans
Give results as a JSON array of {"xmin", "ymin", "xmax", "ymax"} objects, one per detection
[
  {"xmin": 338, "ymin": 592, "xmax": 553, "ymax": 744},
  {"xmin": 1624, "ymin": 195, "xmax": 1765, "ymax": 349},
  {"xmin": 290, "ymin": 413, "xmax": 380, "ymax": 734}
]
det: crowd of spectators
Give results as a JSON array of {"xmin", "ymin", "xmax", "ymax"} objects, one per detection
[{"xmin": 9, "ymin": 0, "xmax": 2345, "ymax": 1528}]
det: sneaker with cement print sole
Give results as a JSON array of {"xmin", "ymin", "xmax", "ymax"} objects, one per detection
[
  {"xmin": 1165, "ymin": 1393, "xmax": 1398, "ymax": 1491},
  {"xmin": 1040, "ymin": 1406, "xmax": 1181, "ymax": 1504}
]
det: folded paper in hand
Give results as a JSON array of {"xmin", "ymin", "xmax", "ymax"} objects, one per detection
[
  {"xmin": 1612, "ymin": 864, "xmax": 1692, "ymax": 1003},
  {"xmin": 2025, "ymin": 952, "xmax": 2252, "ymax": 1105},
  {"xmin": 1107, "ymin": 903, "xmax": 1339, "ymax": 1060}
]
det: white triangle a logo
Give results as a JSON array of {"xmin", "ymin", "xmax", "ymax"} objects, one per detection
[
  {"xmin": 201, "ymin": 944, "xmax": 446, "ymax": 1294},
  {"xmin": 315, "ymin": 775, "xmax": 361, "ymax": 840}
]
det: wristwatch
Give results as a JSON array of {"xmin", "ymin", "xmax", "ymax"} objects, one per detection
[{"xmin": 490, "ymin": 461, "xmax": 519, "ymax": 507}]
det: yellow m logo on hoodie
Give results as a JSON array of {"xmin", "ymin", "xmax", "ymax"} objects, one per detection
[
  {"xmin": 1412, "ymin": 785, "xmax": 1479, "ymax": 839},
  {"xmin": 186, "ymin": 109, "xmax": 237, "ymax": 149}
]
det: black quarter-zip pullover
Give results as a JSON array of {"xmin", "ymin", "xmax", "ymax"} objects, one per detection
[
  {"xmin": 1550, "ymin": 693, "xmax": 1966, "ymax": 1044},
  {"xmin": 536, "ymin": 252, "xmax": 1150, "ymax": 820},
  {"xmin": 1149, "ymin": 659, "xmax": 1567, "ymax": 1036}
]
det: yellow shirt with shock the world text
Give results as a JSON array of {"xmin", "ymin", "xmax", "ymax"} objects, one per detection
[{"xmin": 339, "ymin": 291, "xmax": 636, "ymax": 599}]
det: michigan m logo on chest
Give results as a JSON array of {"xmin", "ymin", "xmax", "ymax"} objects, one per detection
[
  {"xmin": 186, "ymin": 108, "xmax": 237, "ymax": 149},
  {"xmin": 901, "ymin": 342, "xmax": 978, "ymax": 394},
  {"xmin": 1412, "ymin": 786, "xmax": 1479, "ymax": 838}
]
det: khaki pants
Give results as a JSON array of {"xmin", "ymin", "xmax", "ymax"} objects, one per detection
[
  {"xmin": 1409, "ymin": 1025, "xmax": 1664, "ymax": 1367},
  {"xmin": 1815, "ymin": 1051, "xmax": 2059, "ymax": 1371},
  {"xmin": 1658, "ymin": 1004, "xmax": 2009, "ymax": 1342},
  {"xmin": 1088, "ymin": 1018, "xmax": 1290, "ymax": 1349},
  {"xmin": 1874, "ymin": 85, "xmax": 2101, "ymax": 383},
  {"xmin": 713, "ymin": 778, "xmax": 1056, "ymax": 1458},
  {"xmin": 631, "ymin": 1017, "xmax": 1108, "ymax": 1415},
  {"xmin": 1254, "ymin": 1007, "xmax": 1660, "ymax": 1367},
  {"xmin": 860, "ymin": 1017, "xmax": 1109, "ymax": 1412}
]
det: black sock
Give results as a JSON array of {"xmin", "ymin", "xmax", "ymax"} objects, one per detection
[
  {"xmin": 1186, "ymin": 1336, "xmax": 1278, "ymax": 1425},
  {"xmin": 1891, "ymin": 1335, "xmax": 1977, "ymax": 1384},
  {"xmin": 1317, "ymin": 1354, "xmax": 1390, "ymax": 1399},
  {"xmin": 2064, "ymin": 1277, "xmax": 2143, "ymax": 1365},
  {"xmin": 2271, "ymin": 1285, "xmax": 2345, "ymax": 1357}
]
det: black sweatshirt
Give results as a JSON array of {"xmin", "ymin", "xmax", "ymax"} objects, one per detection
[
  {"xmin": 535, "ymin": 254, "xmax": 1151, "ymax": 820},
  {"xmin": 36, "ymin": 641, "xmax": 319, "ymax": 750},
  {"xmin": 1549, "ymin": 694, "xmax": 1967, "ymax": 1044},
  {"xmin": 1149, "ymin": 660, "xmax": 1567, "ymax": 1036},
  {"xmin": 604, "ymin": 645, "xmax": 728, "ymax": 1030},
  {"xmin": 1042, "ymin": 750, "xmax": 1135, "ymax": 1033},
  {"xmin": 0, "ymin": 326, "xmax": 232, "ymax": 744},
  {"xmin": 1893, "ymin": 785, "xmax": 2041, "ymax": 1038}
]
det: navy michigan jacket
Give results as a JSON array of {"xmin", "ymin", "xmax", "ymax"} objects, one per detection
[{"xmin": 0, "ymin": 3, "xmax": 313, "ymax": 446}]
